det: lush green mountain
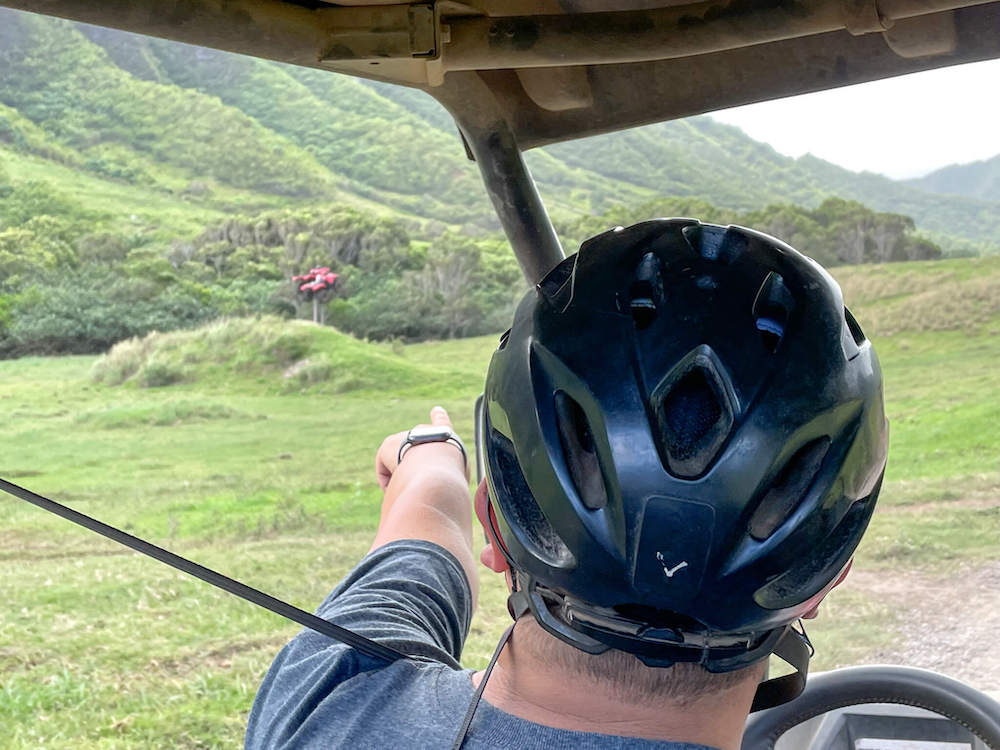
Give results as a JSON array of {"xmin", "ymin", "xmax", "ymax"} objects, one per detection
[
  {"xmin": 0, "ymin": 11, "xmax": 335, "ymax": 199},
  {"xmin": 2, "ymin": 7, "xmax": 999, "ymax": 250},
  {"xmin": 0, "ymin": 7, "xmax": 979, "ymax": 356},
  {"xmin": 0, "ymin": 6, "xmax": 993, "ymax": 358},
  {"xmin": 72, "ymin": 20, "xmax": 654, "ymax": 227},
  {"xmin": 74, "ymin": 22, "xmax": 493, "ymax": 226},
  {"xmin": 543, "ymin": 121, "xmax": 1000, "ymax": 247},
  {"xmin": 907, "ymin": 154, "xmax": 1000, "ymax": 202},
  {"xmin": 77, "ymin": 21, "xmax": 655, "ymax": 227}
]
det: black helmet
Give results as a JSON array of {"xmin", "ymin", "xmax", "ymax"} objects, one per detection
[{"xmin": 482, "ymin": 219, "xmax": 888, "ymax": 701}]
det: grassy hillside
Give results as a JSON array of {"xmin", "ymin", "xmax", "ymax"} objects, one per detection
[
  {"xmin": 837, "ymin": 255, "xmax": 1000, "ymax": 335},
  {"xmin": 0, "ymin": 146, "xmax": 232, "ymax": 242},
  {"xmin": 837, "ymin": 256, "xmax": 1000, "ymax": 509},
  {"xmin": 89, "ymin": 316, "xmax": 478, "ymax": 395},
  {"xmin": 0, "ymin": 11, "xmax": 334, "ymax": 199},
  {"xmin": 78, "ymin": 23, "xmax": 654, "ymax": 226},
  {"xmin": 1, "ymin": 257, "xmax": 998, "ymax": 747}
]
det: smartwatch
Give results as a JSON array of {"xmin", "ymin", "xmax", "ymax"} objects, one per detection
[{"xmin": 398, "ymin": 425, "xmax": 468, "ymax": 470}]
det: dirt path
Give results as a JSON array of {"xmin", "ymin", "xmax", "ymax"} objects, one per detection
[{"xmin": 849, "ymin": 561, "xmax": 1000, "ymax": 693}]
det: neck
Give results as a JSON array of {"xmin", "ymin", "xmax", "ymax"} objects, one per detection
[{"xmin": 473, "ymin": 620, "xmax": 761, "ymax": 750}]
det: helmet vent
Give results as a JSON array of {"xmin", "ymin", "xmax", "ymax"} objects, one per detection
[
  {"xmin": 629, "ymin": 252, "xmax": 664, "ymax": 330},
  {"xmin": 537, "ymin": 255, "xmax": 577, "ymax": 312},
  {"xmin": 554, "ymin": 391, "xmax": 608, "ymax": 510},
  {"xmin": 488, "ymin": 428, "xmax": 575, "ymax": 567},
  {"xmin": 682, "ymin": 224, "xmax": 746, "ymax": 263},
  {"xmin": 629, "ymin": 280, "xmax": 657, "ymax": 329},
  {"xmin": 752, "ymin": 272, "xmax": 795, "ymax": 353},
  {"xmin": 844, "ymin": 306, "xmax": 866, "ymax": 346},
  {"xmin": 655, "ymin": 363, "xmax": 733, "ymax": 478},
  {"xmin": 498, "ymin": 328, "xmax": 511, "ymax": 351},
  {"xmin": 748, "ymin": 437, "xmax": 831, "ymax": 541},
  {"xmin": 755, "ymin": 489, "xmax": 876, "ymax": 610}
]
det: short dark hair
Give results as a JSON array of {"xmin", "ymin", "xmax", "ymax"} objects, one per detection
[{"xmin": 515, "ymin": 618, "xmax": 763, "ymax": 706}]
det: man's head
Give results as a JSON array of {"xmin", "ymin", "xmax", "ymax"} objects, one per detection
[{"xmin": 478, "ymin": 219, "xmax": 888, "ymax": 708}]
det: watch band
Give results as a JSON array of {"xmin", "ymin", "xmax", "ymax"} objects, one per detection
[{"xmin": 398, "ymin": 427, "xmax": 468, "ymax": 471}]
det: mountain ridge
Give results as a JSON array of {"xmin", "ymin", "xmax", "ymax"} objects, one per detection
[{"xmin": 907, "ymin": 153, "xmax": 1000, "ymax": 202}]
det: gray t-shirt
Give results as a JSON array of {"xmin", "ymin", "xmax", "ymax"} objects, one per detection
[{"xmin": 245, "ymin": 540, "xmax": 721, "ymax": 749}]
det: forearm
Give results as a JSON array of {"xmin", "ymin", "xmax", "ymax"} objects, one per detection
[{"xmin": 370, "ymin": 442, "xmax": 478, "ymax": 605}]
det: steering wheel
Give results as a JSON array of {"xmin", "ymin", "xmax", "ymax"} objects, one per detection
[{"xmin": 741, "ymin": 665, "xmax": 1000, "ymax": 749}]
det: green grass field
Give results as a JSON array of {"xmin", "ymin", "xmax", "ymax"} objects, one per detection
[{"xmin": 1, "ymin": 257, "xmax": 998, "ymax": 748}]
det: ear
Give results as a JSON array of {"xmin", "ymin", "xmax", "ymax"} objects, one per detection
[
  {"xmin": 474, "ymin": 479, "xmax": 509, "ymax": 574},
  {"xmin": 802, "ymin": 558, "xmax": 853, "ymax": 620}
]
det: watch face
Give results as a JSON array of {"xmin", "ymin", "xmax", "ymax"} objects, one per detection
[{"xmin": 409, "ymin": 425, "xmax": 452, "ymax": 444}]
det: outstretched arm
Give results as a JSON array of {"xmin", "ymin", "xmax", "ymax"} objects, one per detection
[{"xmin": 371, "ymin": 406, "xmax": 478, "ymax": 607}]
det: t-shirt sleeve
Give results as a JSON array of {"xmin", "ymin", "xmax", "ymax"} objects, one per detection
[
  {"xmin": 314, "ymin": 539, "xmax": 473, "ymax": 664},
  {"xmin": 245, "ymin": 540, "xmax": 473, "ymax": 749}
]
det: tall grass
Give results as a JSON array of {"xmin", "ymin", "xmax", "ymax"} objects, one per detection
[{"xmin": 835, "ymin": 256, "xmax": 1000, "ymax": 334}]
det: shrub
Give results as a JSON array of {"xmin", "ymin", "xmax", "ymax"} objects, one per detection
[
  {"xmin": 2, "ymin": 269, "xmax": 218, "ymax": 357},
  {"xmin": 282, "ymin": 355, "xmax": 334, "ymax": 388},
  {"xmin": 0, "ymin": 295, "xmax": 12, "ymax": 334},
  {"xmin": 138, "ymin": 355, "xmax": 188, "ymax": 387},
  {"xmin": 91, "ymin": 333, "xmax": 156, "ymax": 385}
]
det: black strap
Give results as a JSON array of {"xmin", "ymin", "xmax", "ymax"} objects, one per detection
[
  {"xmin": 451, "ymin": 621, "xmax": 516, "ymax": 750},
  {"xmin": 749, "ymin": 624, "xmax": 813, "ymax": 713},
  {"xmin": 0, "ymin": 476, "xmax": 406, "ymax": 664},
  {"xmin": 4, "ymin": 472, "xmax": 815, "ymax": 724}
]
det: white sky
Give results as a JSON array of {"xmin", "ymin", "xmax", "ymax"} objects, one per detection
[{"xmin": 710, "ymin": 59, "xmax": 1000, "ymax": 180}]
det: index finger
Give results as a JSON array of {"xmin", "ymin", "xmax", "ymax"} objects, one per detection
[{"xmin": 430, "ymin": 405, "xmax": 451, "ymax": 428}]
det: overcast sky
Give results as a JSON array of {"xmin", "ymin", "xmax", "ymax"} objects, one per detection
[{"xmin": 710, "ymin": 59, "xmax": 1000, "ymax": 181}]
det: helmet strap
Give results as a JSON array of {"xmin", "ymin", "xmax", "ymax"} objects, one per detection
[
  {"xmin": 450, "ymin": 618, "xmax": 517, "ymax": 750},
  {"xmin": 514, "ymin": 576, "xmax": 813, "ymax": 713},
  {"xmin": 463, "ymin": 590, "xmax": 810, "ymax": 750},
  {"xmin": 749, "ymin": 623, "xmax": 813, "ymax": 712},
  {"xmin": 506, "ymin": 572, "xmax": 530, "ymax": 619}
]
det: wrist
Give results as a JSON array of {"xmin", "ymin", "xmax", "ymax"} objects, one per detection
[
  {"xmin": 398, "ymin": 441, "xmax": 467, "ymax": 477},
  {"xmin": 398, "ymin": 426, "xmax": 468, "ymax": 475}
]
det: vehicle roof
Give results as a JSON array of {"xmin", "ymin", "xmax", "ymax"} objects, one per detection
[{"xmin": 4, "ymin": 0, "xmax": 1000, "ymax": 150}]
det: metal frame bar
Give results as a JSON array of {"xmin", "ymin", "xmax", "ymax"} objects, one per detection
[
  {"xmin": 437, "ymin": 73, "xmax": 565, "ymax": 285},
  {"xmin": 438, "ymin": 0, "xmax": 1000, "ymax": 71},
  {"xmin": 460, "ymin": 120, "xmax": 564, "ymax": 285}
]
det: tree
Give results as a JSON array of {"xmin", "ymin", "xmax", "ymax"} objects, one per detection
[
  {"xmin": 0, "ymin": 221, "xmax": 76, "ymax": 285},
  {"xmin": 292, "ymin": 267, "xmax": 339, "ymax": 324},
  {"xmin": 408, "ymin": 241, "xmax": 482, "ymax": 339}
]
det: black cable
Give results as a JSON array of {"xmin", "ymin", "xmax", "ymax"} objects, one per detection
[
  {"xmin": 451, "ymin": 621, "xmax": 516, "ymax": 750},
  {"xmin": 0, "ymin": 476, "xmax": 406, "ymax": 664}
]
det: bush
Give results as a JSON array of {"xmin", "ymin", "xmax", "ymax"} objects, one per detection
[
  {"xmin": 282, "ymin": 355, "xmax": 334, "ymax": 388},
  {"xmin": 327, "ymin": 233, "xmax": 524, "ymax": 341},
  {"xmin": 0, "ymin": 180, "xmax": 94, "ymax": 228},
  {"xmin": 138, "ymin": 355, "xmax": 188, "ymax": 387},
  {"xmin": 91, "ymin": 334, "xmax": 155, "ymax": 385},
  {"xmin": 0, "ymin": 295, "xmax": 12, "ymax": 335},
  {"xmin": 1, "ymin": 269, "xmax": 218, "ymax": 357}
]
